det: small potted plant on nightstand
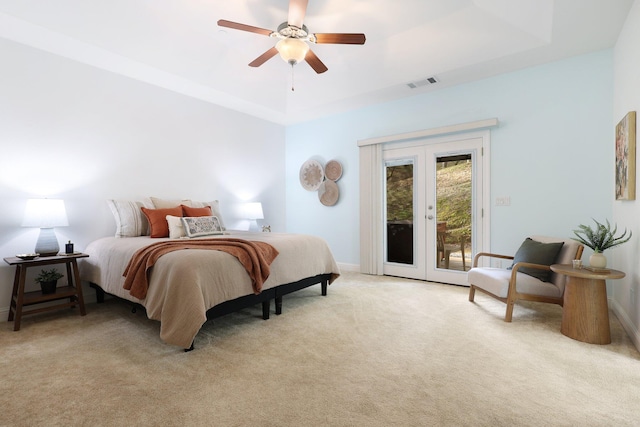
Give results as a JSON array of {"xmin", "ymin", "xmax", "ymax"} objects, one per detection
[
  {"xmin": 35, "ymin": 268, "xmax": 64, "ymax": 294},
  {"xmin": 572, "ymin": 219, "xmax": 632, "ymax": 268}
]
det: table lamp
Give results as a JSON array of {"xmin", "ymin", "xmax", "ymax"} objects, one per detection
[
  {"xmin": 22, "ymin": 198, "xmax": 68, "ymax": 256},
  {"xmin": 244, "ymin": 202, "xmax": 264, "ymax": 232}
]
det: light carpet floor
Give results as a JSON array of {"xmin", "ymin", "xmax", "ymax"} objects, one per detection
[{"xmin": 1, "ymin": 272, "xmax": 639, "ymax": 426}]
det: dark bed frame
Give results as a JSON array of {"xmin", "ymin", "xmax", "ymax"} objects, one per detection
[{"xmin": 90, "ymin": 273, "xmax": 331, "ymax": 351}]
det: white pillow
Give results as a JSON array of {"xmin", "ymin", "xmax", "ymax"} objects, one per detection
[
  {"xmin": 166, "ymin": 215, "xmax": 186, "ymax": 239},
  {"xmin": 181, "ymin": 216, "xmax": 224, "ymax": 237},
  {"xmin": 107, "ymin": 199, "xmax": 153, "ymax": 237}
]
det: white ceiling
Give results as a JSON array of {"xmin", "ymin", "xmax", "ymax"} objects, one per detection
[{"xmin": 0, "ymin": 0, "xmax": 634, "ymax": 125}]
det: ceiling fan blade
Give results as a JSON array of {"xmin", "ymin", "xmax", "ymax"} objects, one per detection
[
  {"xmin": 305, "ymin": 49, "xmax": 328, "ymax": 74},
  {"xmin": 217, "ymin": 19, "xmax": 273, "ymax": 37},
  {"xmin": 249, "ymin": 47, "xmax": 279, "ymax": 67},
  {"xmin": 314, "ymin": 33, "xmax": 366, "ymax": 45},
  {"xmin": 288, "ymin": 0, "xmax": 309, "ymax": 28}
]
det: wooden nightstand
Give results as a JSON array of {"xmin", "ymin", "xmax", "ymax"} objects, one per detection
[{"xmin": 4, "ymin": 253, "xmax": 88, "ymax": 331}]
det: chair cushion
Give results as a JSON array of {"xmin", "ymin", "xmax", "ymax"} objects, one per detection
[
  {"xmin": 508, "ymin": 238, "xmax": 564, "ymax": 282},
  {"xmin": 468, "ymin": 268, "xmax": 563, "ymax": 299}
]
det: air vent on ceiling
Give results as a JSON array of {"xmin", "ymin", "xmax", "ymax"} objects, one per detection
[{"xmin": 407, "ymin": 76, "xmax": 438, "ymax": 89}]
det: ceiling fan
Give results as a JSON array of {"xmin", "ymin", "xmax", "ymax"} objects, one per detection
[{"xmin": 217, "ymin": 0, "xmax": 366, "ymax": 75}]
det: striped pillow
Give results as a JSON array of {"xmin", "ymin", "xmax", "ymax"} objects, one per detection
[{"xmin": 107, "ymin": 199, "xmax": 153, "ymax": 237}]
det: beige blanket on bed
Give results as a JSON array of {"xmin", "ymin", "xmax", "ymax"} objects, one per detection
[{"xmin": 123, "ymin": 238, "xmax": 279, "ymax": 299}]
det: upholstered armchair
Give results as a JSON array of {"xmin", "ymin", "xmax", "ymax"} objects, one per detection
[{"xmin": 467, "ymin": 236, "xmax": 584, "ymax": 322}]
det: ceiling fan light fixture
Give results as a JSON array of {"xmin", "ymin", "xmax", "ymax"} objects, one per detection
[{"xmin": 276, "ymin": 37, "xmax": 309, "ymax": 65}]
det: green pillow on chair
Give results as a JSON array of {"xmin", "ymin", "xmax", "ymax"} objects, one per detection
[{"xmin": 508, "ymin": 238, "xmax": 564, "ymax": 282}]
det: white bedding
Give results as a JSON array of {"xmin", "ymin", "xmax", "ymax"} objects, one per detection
[{"xmin": 79, "ymin": 231, "xmax": 340, "ymax": 348}]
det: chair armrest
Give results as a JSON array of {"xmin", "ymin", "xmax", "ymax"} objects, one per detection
[
  {"xmin": 511, "ymin": 261, "xmax": 551, "ymax": 273},
  {"xmin": 508, "ymin": 262, "xmax": 553, "ymax": 291},
  {"xmin": 472, "ymin": 252, "xmax": 514, "ymax": 268}
]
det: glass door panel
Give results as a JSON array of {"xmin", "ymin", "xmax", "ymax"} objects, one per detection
[
  {"xmin": 386, "ymin": 162, "xmax": 414, "ymax": 265},
  {"xmin": 426, "ymin": 138, "xmax": 482, "ymax": 286},
  {"xmin": 383, "ymin": 147, "xmax": 425, "ymax": 280},
  {"xmin": 435, "ymin": 154, "xmax": 472, "ymax": 272}
]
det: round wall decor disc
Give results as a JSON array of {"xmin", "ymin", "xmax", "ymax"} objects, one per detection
[
  {"xmin": 299, "ymin": 159, "xmax": 324, "ymax": 191},
  {"xmin": 318, "ymin": 180, "xmax": 339, "ymax": 206},
  {"xmin": 325, "ymin": 160, "xmax": 343, "ymax": 181}
]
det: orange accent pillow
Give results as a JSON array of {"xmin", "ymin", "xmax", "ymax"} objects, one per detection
[
  {"xmin": 181, "ymin": 204, "xmax": 212, "ymax": 217},
  {"xmin": 141, "ymin": 206, "xmax": 183, "ymax": 238}
]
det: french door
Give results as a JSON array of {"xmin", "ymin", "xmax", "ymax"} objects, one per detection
[{"xmin": 382, "ymin": 135, "xmax": 485, "ymax": 285}]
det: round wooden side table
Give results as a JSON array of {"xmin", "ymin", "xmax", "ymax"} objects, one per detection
[{"xmin": 550, "ymin": 264, "xmax": 625, "ymax": 344}]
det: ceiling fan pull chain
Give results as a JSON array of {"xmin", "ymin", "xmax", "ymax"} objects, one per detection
[{"xmin": 291, "ymin": 63, "xmax": 295, "ymax": 91}]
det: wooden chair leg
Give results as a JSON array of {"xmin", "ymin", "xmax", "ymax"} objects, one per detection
[
  {"xmin": 468, "ymin": 285, "xmax": 476, "ymax": 302},
  {"xmin": 444, "ymin": 248, "xmax": 452, "ymax": 269},
  {"xmin": 505, "ymin": 300, "xmax": 514, "ymax": 322}
]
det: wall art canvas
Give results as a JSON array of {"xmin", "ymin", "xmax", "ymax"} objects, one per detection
[{"xmin": 615, "ymin": 111, "xmax": 636, "ymax": 200}]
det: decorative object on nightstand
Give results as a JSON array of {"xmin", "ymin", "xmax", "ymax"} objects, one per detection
[
  {"xmin": 15, "ymin": 253, "xmax": 39, "ymax": 260},
  {"xmin": 21, "ymin": 198, "xmax": 69, "ymax": 256},
  {"xmin": 35, "ymin": 268, "xmax": 63, "ymax": 294},
  {"xmin": 262, "ymin": 225, "xmax": 271, "ymax": 232},
  {"xmin": 572, "ymin": 219, "xmax": 632, "ymax": 268}
]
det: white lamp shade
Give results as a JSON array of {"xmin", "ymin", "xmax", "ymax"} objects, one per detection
[
  {"xmin": 276, "ymin": 38, "xmax": 309, "ymax": 64},
  {"xmin": 244, "ymin": 202, "xmax": 264, "ymax": 220},
  {"xmin": 22, "ymin": 198, "xmax": 68, "ymax": 256},
  {"xmin": 22, "ymin": 199, "xmax": 69, "ymax": 228}
]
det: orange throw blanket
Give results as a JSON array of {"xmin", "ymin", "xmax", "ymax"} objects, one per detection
[{"xmin": 123, "ymin": 238, "xmax": 279, "ymax": 299}]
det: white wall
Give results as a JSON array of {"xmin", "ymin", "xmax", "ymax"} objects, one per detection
[
  {"xmin": 0, "ymin": 38, "xmax": 286, "ymax": 309},
  {"xmin": 286, "ymin": 50, "xmax": 613, "ymax": 268},
  {"xmin": 612, "ymin": 0, "xmax": 640, "ymax": 348}
]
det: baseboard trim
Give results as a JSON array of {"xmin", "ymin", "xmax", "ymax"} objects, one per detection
[
  {"xmin": 336, "ymin": 262, "xmax": 360, "ymax": 273},
  {"xmin": 610, "ymin": 297, "xmax": 640, "ymax": 353}
]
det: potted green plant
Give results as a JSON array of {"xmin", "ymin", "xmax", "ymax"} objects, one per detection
[
  {"xmin": 572, "ymin": 219, "xmax": 632, "ymax": 268},
  {"xmin": 35, "ymin": 268, "xmax": 64, "ymax": 294}
]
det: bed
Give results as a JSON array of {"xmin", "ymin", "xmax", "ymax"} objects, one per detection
[{"xmin": 80, "ymin": 232, "xmax": 339, "ymax": 349}]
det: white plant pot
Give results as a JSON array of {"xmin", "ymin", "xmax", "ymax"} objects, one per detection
[{"xmin": 589, "ymin": 252, "xmax": 607, "ymax": 268}]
